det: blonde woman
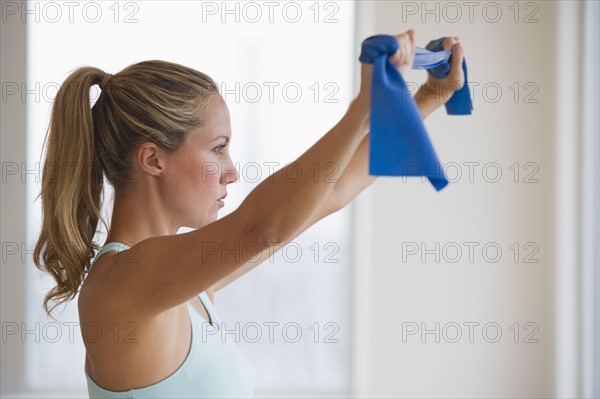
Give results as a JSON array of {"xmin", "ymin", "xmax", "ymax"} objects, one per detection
[{"xmin": 33, "ymin": 31, "xmax": 464, "ymax": 398}]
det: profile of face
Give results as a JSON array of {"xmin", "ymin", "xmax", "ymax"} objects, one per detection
[{"xmin": 140, "ymin": 93, "xmax": 239, "ymax": 230}]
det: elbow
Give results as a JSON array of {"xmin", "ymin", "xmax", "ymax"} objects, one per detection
[
  {"xmin": 256, "ymin": 224, "xmax": 283, "ymax": 248},
  {"xmin": 240, "ymin": 189, "xmax": 342, "ymax": 246},
  {"xmin": 328, "ymin": 187, "xmax": 344, "ymax": 214},
  {"xmin": 238, "ymin": 207, "xmax": 283, "ymax": 247}
]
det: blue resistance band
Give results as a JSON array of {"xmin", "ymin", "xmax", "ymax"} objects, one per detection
[
  {"xmin": 359, "ymin": 34, "xmax": 473, "ymax": 191},
  {"xmin": 424, "ymin": 38, "xmax": 473, "ymax": 115}
]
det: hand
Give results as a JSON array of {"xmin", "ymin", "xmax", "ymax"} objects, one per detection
[
  {"xmin": 424, "ymin": 36, "xmax": 465, "ymax": 103},
  {"xmin": 358, "ymin": 30, "xmax": 416, "ymax": 104},
  {"xmin": 389, "ymin": 29, "xmax": 416, "ymax": 78}
]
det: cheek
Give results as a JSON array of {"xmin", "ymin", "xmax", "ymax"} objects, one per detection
[
  {"xmin": 191, "ymin": 156, "xmax": 221, "ymax": 193},
  {"xmin": 200, "ymin": 158, "xmax": 219, "ymax": 182},
  {"xmin": 168, "ymin": 154, "xmax": 206, "ymax": 191}
]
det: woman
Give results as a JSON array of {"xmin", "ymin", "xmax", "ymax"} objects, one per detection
[{"xmin": 33, "ymin": 30, "xmax": 464, "ymax": 397}]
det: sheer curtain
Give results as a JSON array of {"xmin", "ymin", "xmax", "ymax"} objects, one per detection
[{"xmin": 25, "ymin": 1, "xmax": 355, "ymax": 394}]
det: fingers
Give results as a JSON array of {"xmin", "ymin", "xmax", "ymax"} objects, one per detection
[
  {"xmin": 396, "ymin": 29, "xmax": 415, "ymax": 61},
  {"xmin": 443, "ymin": 36, "xmax": 464, "ymax": 77},
  {"xmin": 448, "ymin": 41, "xmax": 465, "ymax": 89},
  {"xmin": 389, "ymin": 32, "xmax": 464, "ymax": 80},
  {"xmin": 406, "ymin": 29, "xmax": 415, "ymax": 47},
  {"xmin": 390, "ymin": 29, "xmax": 416, "ymax": 74},
  {"xmin": 443, "ymin": 36, "xmax": 460, "ymax": 51},
  {"xmin": 450, "ymin": 41, "xmax": 464, "ymax": 71},
  {"xmin": 447, "ymin": 37, "xmax": 465, "ymax": 70}
]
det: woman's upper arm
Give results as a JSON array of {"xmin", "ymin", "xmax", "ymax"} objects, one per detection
[
  {"xmin": 104, "ymin": 208, "xmax": 272, "ymax": 316},
  {"xmin": 210, "ymin": 188, "xmax": 342, "ymax": 294}
]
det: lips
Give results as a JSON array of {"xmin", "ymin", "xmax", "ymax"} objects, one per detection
[{"xmin": 217, "ymin": 194, "xmax": 226, "ymax": 208}]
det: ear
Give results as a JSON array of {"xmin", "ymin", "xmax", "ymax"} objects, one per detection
[{"xmin": 136, "ymin": 141, "xmax": 167, "ymax": 177}]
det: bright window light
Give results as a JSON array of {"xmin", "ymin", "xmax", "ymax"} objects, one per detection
[{"xmin": 26, "ymin": 0, "xmax": 355, "ymax": 394}]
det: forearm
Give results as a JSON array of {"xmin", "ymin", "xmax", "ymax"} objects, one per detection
[
  {"xmin": 260, "ymin": 38, "xmax": 463, "ymax": 228},
  {"xmin": 328, "ymin": 133, "xmax": 374, "ymax": 210},
  {"xmin": 243, "ymin": 97, "xmax": 370, "ymax": 242},
  {"xmin": 331, "ymin": 88, "xmax": 442, "ymax": 208},
  {"xmin": 414, "ymin": 80, "xmax": 452, "ymax": 119}
]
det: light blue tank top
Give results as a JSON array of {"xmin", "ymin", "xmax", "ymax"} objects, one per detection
[{"xmin": 84, "ymin": 242, "xmax": 256, "ymax": 398}]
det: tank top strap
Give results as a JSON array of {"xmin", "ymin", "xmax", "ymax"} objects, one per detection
[
  {"xmin": 198, "ymin": 291, "xmax": 221, "ymax": 326},
  {"xmin": 89, "ymin": 242, "xmax": 130, "ymax": 270}
]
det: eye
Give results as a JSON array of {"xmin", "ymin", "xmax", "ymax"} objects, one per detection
[{"xmin": 214, "ymin": 144, "xmax": 227, "ymax": 154}]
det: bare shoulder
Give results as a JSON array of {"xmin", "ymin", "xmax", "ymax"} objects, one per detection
[
  {"xmin": 79, "ymin": 255, "xmax": 111, "ymax": 306},
  {"xmin": 78, "ymin": 254, "xmax": 130, "ymax": 317}
]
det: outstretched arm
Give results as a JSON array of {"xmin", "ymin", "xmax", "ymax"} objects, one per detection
[
  {"xmin": 304, "ymin": 86, "xmax": 445, "ymax": 221},
  {"xmin": 212, "ymin": 34, "xmax": 466, "ymax": 294}
]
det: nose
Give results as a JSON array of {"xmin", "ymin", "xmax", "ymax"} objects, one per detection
[{"xmin": 220, "ymin": 157, "xmax": 239, "ymax": 184}]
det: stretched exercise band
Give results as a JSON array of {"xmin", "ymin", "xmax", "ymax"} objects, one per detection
[
  {"xmin": 424, "ymin": 38, "xmax": 473, "ymax": 115},
  {"xmin": 359, "ymin": 34, "xmax": 473, "ymax": 191}
]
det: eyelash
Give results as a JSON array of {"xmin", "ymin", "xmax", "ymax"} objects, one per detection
[{"xmin": 214, "ymin": 144, "xmax": 227, "ymax": 154}]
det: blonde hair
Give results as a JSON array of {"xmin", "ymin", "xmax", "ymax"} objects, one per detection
[{"xmin": 33, "ymin": 60, "xmax": 219, "ymax": 317}]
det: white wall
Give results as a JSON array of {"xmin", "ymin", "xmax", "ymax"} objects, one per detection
[
  {"xmin": 350, "ymin": 1, "xmax": 590, "ymax": 397},
  {"xmin": 3, "ymin": 0, "xmax": 356, "ymax": 396}
]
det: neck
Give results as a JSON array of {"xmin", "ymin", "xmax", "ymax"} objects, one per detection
[{"xmin": 104, "ymin": 190, "xmax": 177, "ymax": 248}]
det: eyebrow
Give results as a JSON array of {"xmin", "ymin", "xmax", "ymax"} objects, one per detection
[{"xmin": 211, "ymin": 135, "xmax": 230, "ymax": 143}]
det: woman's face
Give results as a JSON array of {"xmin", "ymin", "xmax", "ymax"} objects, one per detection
[{"xmin": 161, "ymin": 93, "xmax": 239, "ymax": 229}]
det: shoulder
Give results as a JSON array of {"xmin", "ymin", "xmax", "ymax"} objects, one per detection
[{"xmin": 82, "ymin": 249, "xmax": 218, "ymax": 311}]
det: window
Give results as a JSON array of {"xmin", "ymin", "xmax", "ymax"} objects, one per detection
[{"xmin": 26, "ymin": 1, "xmax": 355, "ymax": 394}]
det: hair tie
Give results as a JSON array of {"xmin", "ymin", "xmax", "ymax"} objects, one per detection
[{"xmin": 99, "ymin": 73, "xmax": 113, "ymax": 90}]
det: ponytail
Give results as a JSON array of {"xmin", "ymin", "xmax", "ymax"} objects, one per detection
[{"xmin": 34, "ymin": 67, "xmax": 107, "ymax": 318}]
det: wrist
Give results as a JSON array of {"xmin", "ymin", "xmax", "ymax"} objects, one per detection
[
  {"xmin": 358, "ymin": 63, "xmax": 373, "ymax": 102},
  {"xmin": 424, "ymin": 78, "xmax": 459, "ymax": 104},
  {"xmin": 349, "ymin": 95, "xmax": 370, "ymax": 132},
  {"xmin": 417, "ymin": 79, "xmax": 452, "ymax": 113},
  {"xmin": 414, "ymin": 83, "xmax": 439, "ymax": 120}
]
